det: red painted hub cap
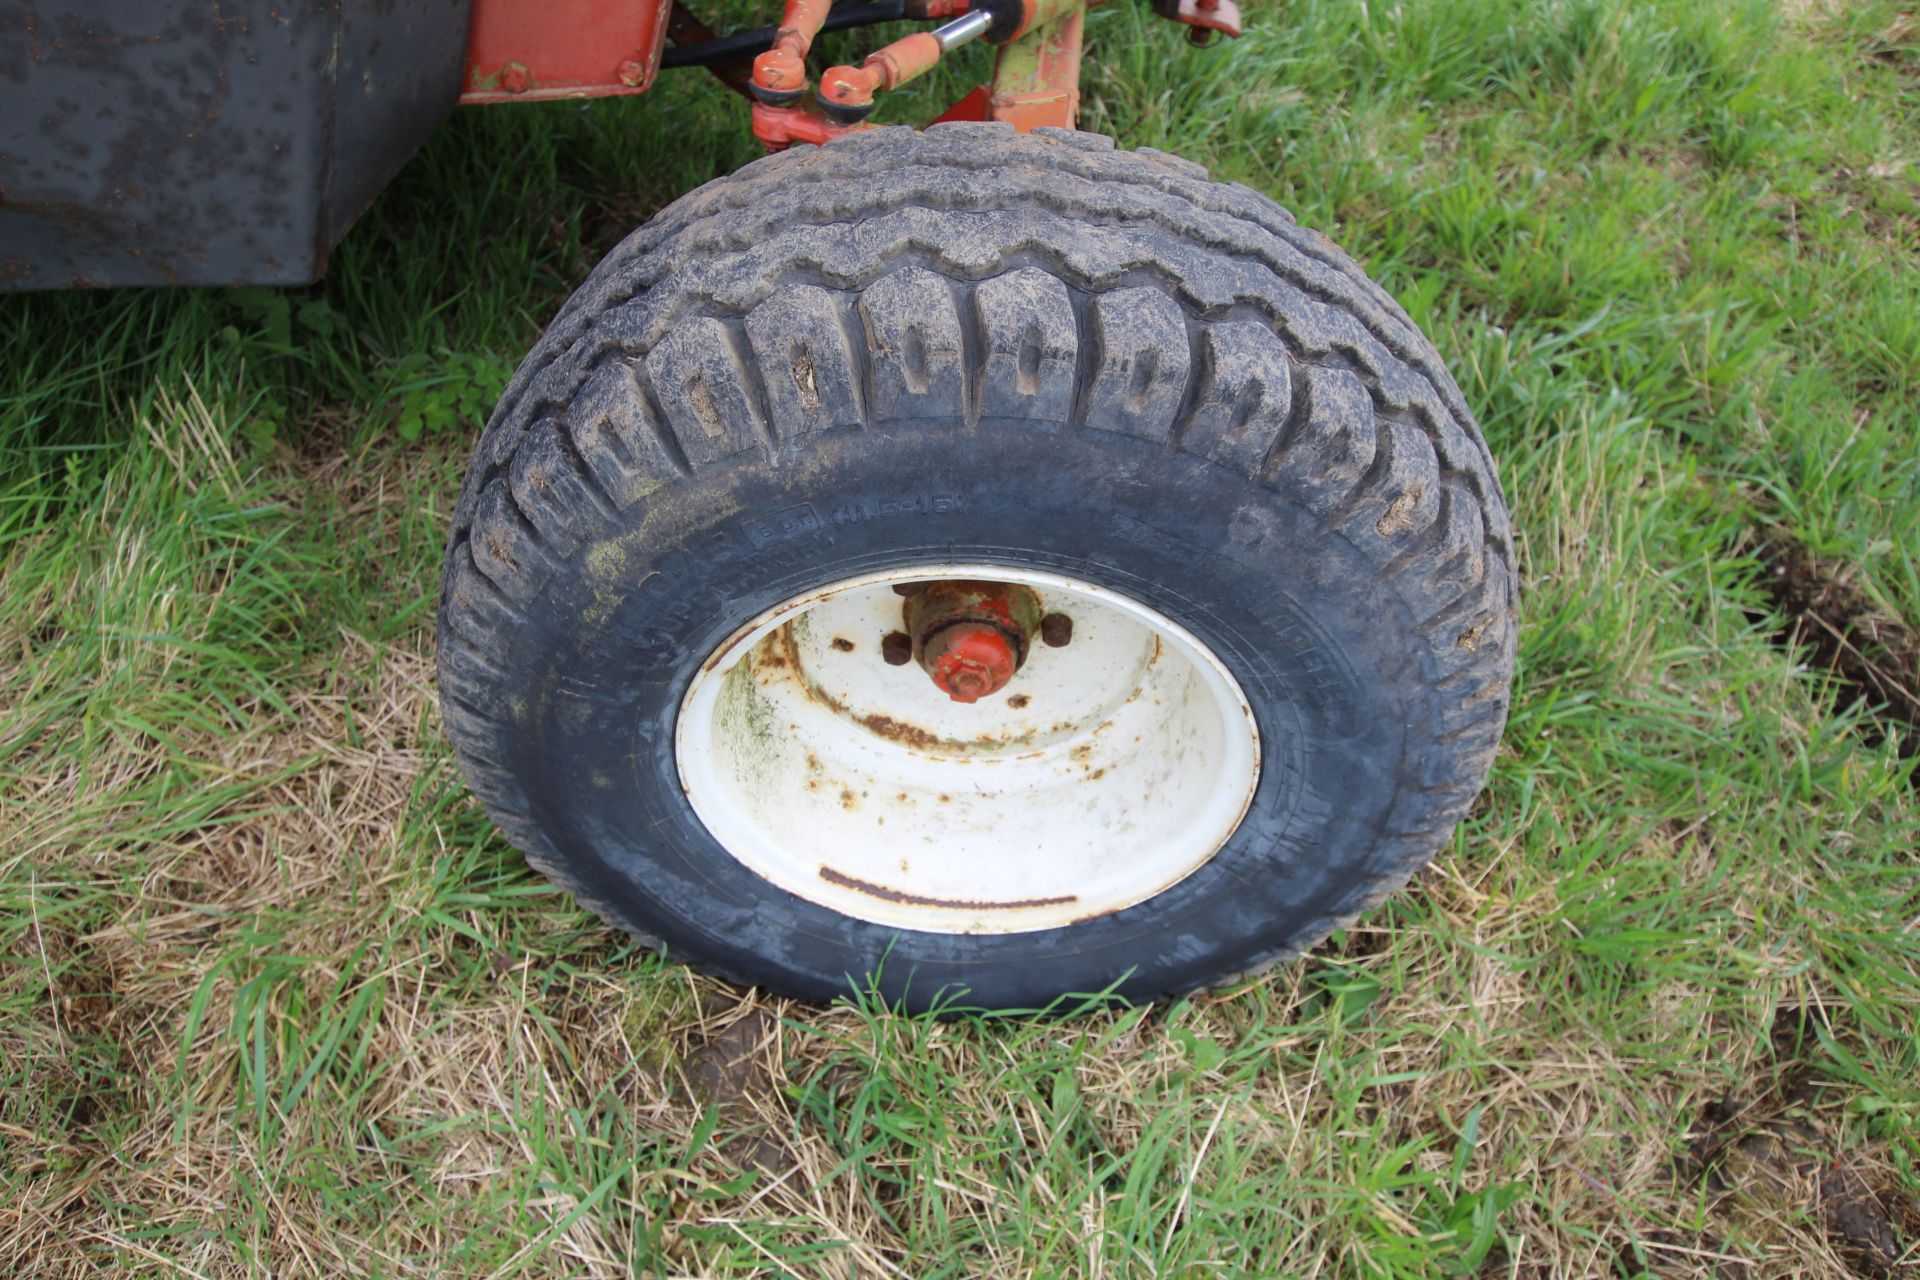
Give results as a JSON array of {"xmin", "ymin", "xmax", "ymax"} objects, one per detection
[{"xmin": 922, "ymin": 623, "xmax": 1019, "ymax": 703}]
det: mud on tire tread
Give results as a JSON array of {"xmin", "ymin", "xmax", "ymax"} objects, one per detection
[{"xmin": 438, "ymin": 125, "xmax": 1516, "ymax": 1000}]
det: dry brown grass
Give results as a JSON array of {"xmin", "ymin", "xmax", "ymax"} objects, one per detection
[{"xmin": 3, "ymin": 701, "xmax": 1916, "ymax": 1276}]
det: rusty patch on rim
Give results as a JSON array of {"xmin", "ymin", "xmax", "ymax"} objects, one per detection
[
  {"xmin": 778, "ymin": 628, "xmax": 1048, "ymax": 753},
  {"xmin": 856, "ymin": 713, "xmax": 942, "ymax": 750},
  {"xmin": 817, "ymin": 865, "xmax": 1078, "ymax": 911}
]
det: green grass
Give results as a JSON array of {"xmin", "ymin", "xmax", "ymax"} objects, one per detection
[{"xmin": 3, "ymin": 0, "xmax": 1918, "ymax": 1275}]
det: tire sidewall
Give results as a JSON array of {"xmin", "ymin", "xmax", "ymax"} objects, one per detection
[{"xmin": 501, "ymin": 422, "xmax": 1435, "ymax": 1008}]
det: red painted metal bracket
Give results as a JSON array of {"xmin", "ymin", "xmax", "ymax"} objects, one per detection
[
  {"xmin": 983, "ymin": 6, "xmax": 1082, "ymax": 132},
  {"xmin": 462, "ymin": 0, "xmax": 674, "ymax": 103},
  {"xmin": 932, "ymin": 85, "xmax": 993, "ymax": 124},
  {"xmin": 750, "ymin": 99, "xmax": 872, "ymax": 148}
]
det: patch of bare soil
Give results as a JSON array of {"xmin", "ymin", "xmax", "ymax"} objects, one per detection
[
  {"xmin": 1752, "ymin": 532, "xmax": 1920, "ymax": 764},
  {"xmin": 1678, "ymin": 1007, "xmax": 1919, "ymax": 1278},
  {"xmin": 1864, "ymin": 11, "xmax": 1919, "ymax": 68},
  {"xmin": 679, "ymin": 1002, "xmax": 793, "ymax": 1176}
]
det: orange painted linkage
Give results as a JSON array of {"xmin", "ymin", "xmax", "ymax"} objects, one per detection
[
  {"xmin": 756, "ymin": 3, "xmax": 995, "ymax": 147},
  {"xmin": 818, "ymin": 31, "xmax": 948, "ymax": 115},
  {"xmin": 751, "ymin": 0, "xmax": 1093, "ymax": 149},
  {"xmin": 750, "ymin": 0, "xmax": 836, "ymax": 101}
]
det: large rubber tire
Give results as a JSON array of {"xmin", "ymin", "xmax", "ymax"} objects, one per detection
[{"xmin": 437, "ymin": 124, "xmax": 1515, "ymax": 1011}]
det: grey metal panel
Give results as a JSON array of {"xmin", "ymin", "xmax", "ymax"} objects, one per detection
[
  {"xmin": 329, "ymin": 0, "xmax": 475, "ymax": 247},
  {"xmin": 0, "ymin": 0, "xmax": 471, "ymax": 291}
]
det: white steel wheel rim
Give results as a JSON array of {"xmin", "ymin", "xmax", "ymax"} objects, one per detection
[{"xmin": 674, "ymin": 565, "xmax": 1260, "ymax": 934}]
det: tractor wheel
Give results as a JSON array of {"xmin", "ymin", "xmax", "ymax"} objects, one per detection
[{"xmin": 437, "ymin": 124, "xmax": 1515, "ymax": 1011}]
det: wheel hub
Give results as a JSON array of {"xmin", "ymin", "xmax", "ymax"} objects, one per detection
[
  {"xmin": 922, "ymin": 622, "xmax": 1018, "ymax": 703},
  {"xmin": 897, "ymin": 579, "xmax": 1043, "ymax": 704}
]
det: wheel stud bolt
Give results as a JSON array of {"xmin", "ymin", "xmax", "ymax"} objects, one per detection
[
  {"xmin": 1040, "ymin": 613, "xmax": 1074, "ymax": 647},
  {"xmin": 881, "ymin": 631, "xmax": 913, "ymax": 665},
  {"xmin": 498, "ymin": 61, "xmax": 532, "ymax": 93}
]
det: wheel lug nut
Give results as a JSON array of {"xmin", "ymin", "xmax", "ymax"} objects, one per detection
[
  {"xmin": 1041, "ymin": 613, "xmax": 1074, "ymax": 647},
  {"xmin": 881, "ymin": 631, "xmax": 913, "ymax": 665}
]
